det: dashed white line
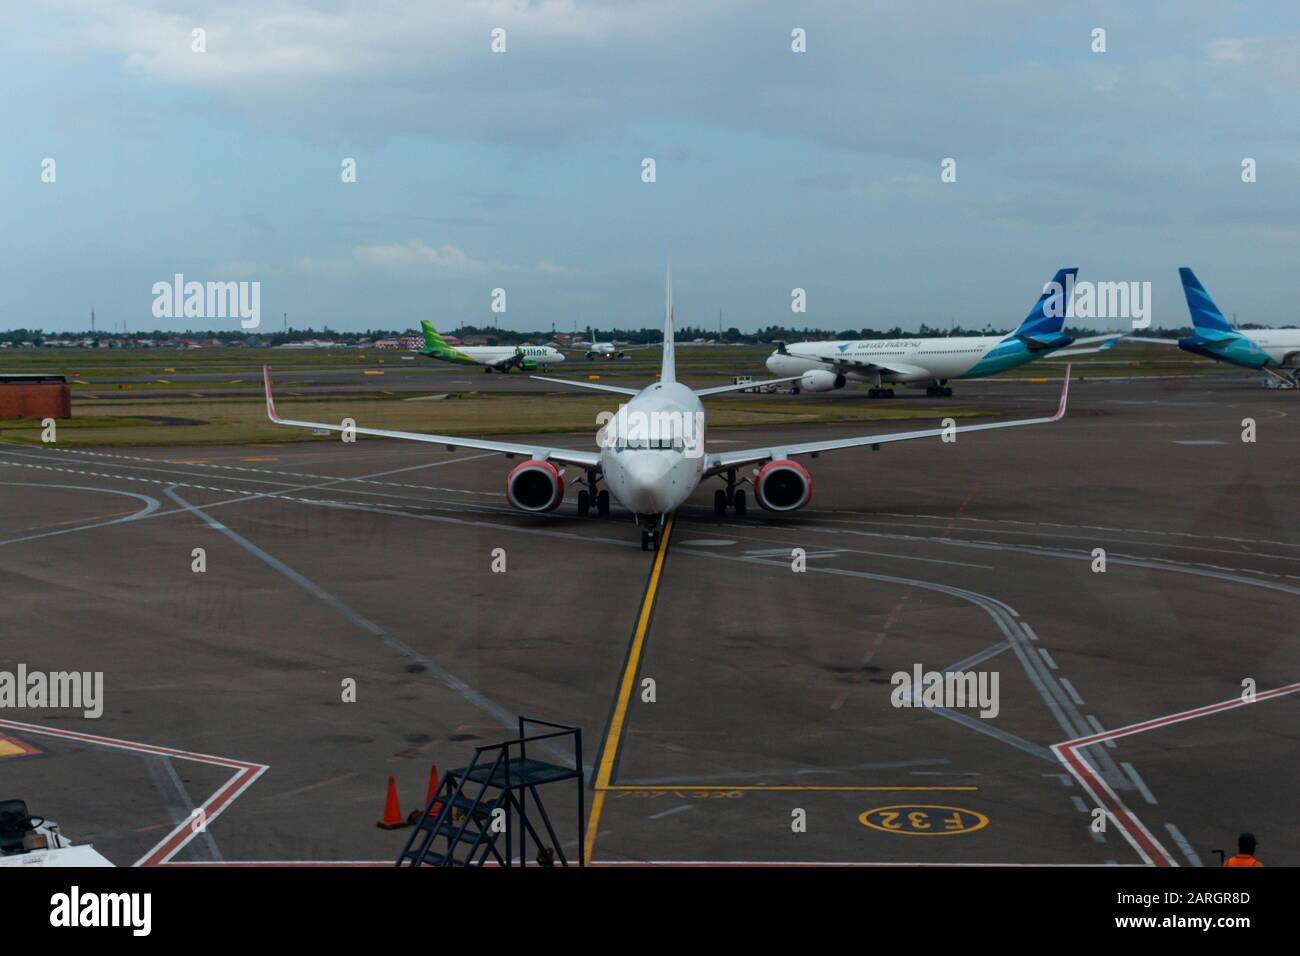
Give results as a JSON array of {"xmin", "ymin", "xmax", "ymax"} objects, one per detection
[
  {"xmin": 1059, "ymin": 677, "xmax": 1085, "ymax": 706},
  {"xmin": 1164, "ymin": 822, "xmax": 1203, "ymax": 867},
  {"xmin": 1119, "ymin": 762, "xmax": 1158, "ymax": 806}
]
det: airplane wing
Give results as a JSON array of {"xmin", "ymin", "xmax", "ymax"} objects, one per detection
[
  {"xmin": 530, "ymin": 375, "xmax": 640, "ymax": 396},
  {"xmin": 1122, "ymin": 336, "xmax": 1181, "ymax": 346},
  {"xmin": 693, "ymin": 376, "xmax": 803, "ymax": 396},
  {"xmin": 262, "ymin": 366, "xmax": 601, "ymax": 468},
  {"xmin": 704, "ymin": 365, "xmax": 1070, "ymax": 475},
  {"xmin": 532, "ymin": 373, "xmax": 802, "ymax": 397},
  {"xmin": 1051, "ymin": 335, "xmax": 1121, "ymax": 357}
]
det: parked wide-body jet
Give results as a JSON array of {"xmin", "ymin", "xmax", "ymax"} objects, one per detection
[
  {"xmin": 265, "ymin": 262, "xmax": 1071, "ymax": 551},
  {"xmin": 765, "ymin": 268, "xmax": 1114, "ymax": 397}
]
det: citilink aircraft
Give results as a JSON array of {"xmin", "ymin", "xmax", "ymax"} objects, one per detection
[
  {"xmin": 264, "ymin": 264, "xmax": 1071, "ymax": 551},
  {"xmin": 416, "ymin": 320, "xmax": 565, "ymax": 373}
]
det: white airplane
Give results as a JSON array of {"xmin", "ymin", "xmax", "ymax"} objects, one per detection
[
  {"xmin": 765, "ymin": 268, "xmax": 1116, "ymax": 397},
  {"xmin": 417, "ymin": 321, "xmax": 565, "ymax": 373},
  {"xmin": 1128, "ymin": 268, "xmax": 1300, "ymax": 387},
  {"xmin": 263, "ymin": 264, "xmax": 1071, "ymax": 551}
]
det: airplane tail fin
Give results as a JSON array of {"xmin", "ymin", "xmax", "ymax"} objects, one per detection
[
  {"xmin": 1179, "ymin": 268, "xmax": 1239, "ymax": 340},
  {"xmin": 660, "ymin": 256, "xmax": 676, "ymax": 383},
  {"xmin": 1012, "ymin": 268, "xmax": 1078, "ymax": 340},
  {"xmin": 419, "ymin": 320, "xmax": 450, "ymax": 353}
]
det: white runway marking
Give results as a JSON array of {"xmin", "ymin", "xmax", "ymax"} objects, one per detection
[
  {"xmin": 1164, "ymin": 823, "xmax": 1204, "ymax": 867},
  {"xmin": 1120, "ymin": 762, "xmax": 1158, "ymax": 805}
]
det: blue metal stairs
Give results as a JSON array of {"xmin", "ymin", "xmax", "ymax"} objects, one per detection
[{"xmin": 396, "ymin": 717, "xmax": 584, "ymax": 867}]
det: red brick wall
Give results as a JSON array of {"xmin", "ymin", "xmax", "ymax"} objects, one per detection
[{"xmin": 0, "ymin": 383, "xmax": 72, "ymax": 420}]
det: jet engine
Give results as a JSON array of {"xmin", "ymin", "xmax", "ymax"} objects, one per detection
[
  {"xmin": 799, "ymin": 370, "xmax": 846, "ymax": 392},
  {"xmin": 506, "ymin": 460, "xmax": 565, "ymax": 512},
  {"xmin": 754, "ymin": 459, "xmax": 812, "ymax": 512}
]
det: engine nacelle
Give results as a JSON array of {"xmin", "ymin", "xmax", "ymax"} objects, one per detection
[
  {"xmin": 799, "ymin": 370, "xmax": 846, "ymax": 393},
  {"xmin": 506, "ymin": 460, "xmax": 564, "ymax": 512},
  {"xmin": 754, "ymin": 459, "xmax": 812, "ymax": 512}
]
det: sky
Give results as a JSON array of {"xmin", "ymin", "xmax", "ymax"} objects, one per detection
[{"xmin": 3, "ymin": 1, "xmax": 1299, "ymax": 334}]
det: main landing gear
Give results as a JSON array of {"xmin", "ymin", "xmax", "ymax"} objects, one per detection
[
  {"xmin": 713, "ymin": 470, "xmax": 747, "ymax": 517},
  {"xmin": 1261, "ymin": 367, "xmax": 1299, "ymax": 389},
  {"xmin": 867, "ymin": 387, "xmax": 895, "ymax": 399},
  {"xmin": 926, "ymin": 381, "xmax": 953, "ymax": 397},
  {"xmin": 575, "ymin": 468, "xmax": 610, "ymax": 517}
]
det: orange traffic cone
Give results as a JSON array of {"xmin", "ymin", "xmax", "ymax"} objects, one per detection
[
  {"xmin": 407, "ymin": 763, "xmax": 442, "ymax": 825},
  {"xmin": 376, "ymin": 774, "xmax": 407, "ymax": 829}
]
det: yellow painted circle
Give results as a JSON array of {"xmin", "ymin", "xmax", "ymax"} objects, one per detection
[{"xmin": 858, "ymin": 804, "xmax": 989, "ymax": 836}]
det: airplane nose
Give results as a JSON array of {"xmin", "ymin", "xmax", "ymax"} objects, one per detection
[
  {"xmin": 765, "ymin": 354, "xmax": 780, "ymax": 374},
  {"xmin": 620, "ymin": 454, "xmax": 673, "ymax": 513}
]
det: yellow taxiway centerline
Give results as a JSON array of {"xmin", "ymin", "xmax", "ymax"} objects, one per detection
[{"xmin": 584, "ymin": 515, "xmax": 675, "ymax": 864}]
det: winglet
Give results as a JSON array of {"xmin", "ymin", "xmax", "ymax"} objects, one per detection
[
  {"xmin": 1052, "ymin": 363, "xmax": 1072, "ymax": 421},
  {"xmin": 263, "ymin": 365, "xmax": 280, "ymax": 423}
]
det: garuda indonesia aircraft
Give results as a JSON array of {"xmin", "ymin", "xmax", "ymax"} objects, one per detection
[
  {"xmin": 765, "ymin": 268, "xmax": 1114, "ymax": 397},
  {"xmin": 416, "ymin": 320, "xmax": 565, "ymax": 373},
  {"xmin": 1130, "ymin": 268, "xmax": 1300, "ymax": 387},
  {"xmin": 264, "ymin": 264, "xmax": 1071, "ymax": 551}
]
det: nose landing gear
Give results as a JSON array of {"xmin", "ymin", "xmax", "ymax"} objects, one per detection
[{"xmin": 639, "ymin": 514, "xmax": 667, "ymax": 551}]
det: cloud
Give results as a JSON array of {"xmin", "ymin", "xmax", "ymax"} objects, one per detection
[
  {"xmin": 354, "ymin": 239, "xmax": 496, "ymax": 277},
  {"xmin": 296, "ymin": 240, "xmax": 580, "ymax": 280},
  {"xmin": 1209, "ymin": 37, "xmax": 1256, "ymax": 64}
]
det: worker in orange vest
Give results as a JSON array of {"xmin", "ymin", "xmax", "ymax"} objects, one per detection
[{"xmin": 1223, "ymin": 832, "xmax": 1264, "ymax": 867}]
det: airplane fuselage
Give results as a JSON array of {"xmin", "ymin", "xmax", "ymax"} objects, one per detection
[
  {"xmin": 1181, "ymin": 330, "xmax": 1300, "ymax": 369},
  {"xmin": 424, "ymin": 344, "xmax": 565, "ymax": 369},
  {"xmin": 598, "ymin": 381, "xmax": 705, "ymax": 516},
  {"xmin": 766, "ymin": 335, "xmax": 1053, "ymax": 384}
]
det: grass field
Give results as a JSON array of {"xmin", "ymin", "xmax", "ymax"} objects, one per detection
[
  {"xmin": 0, "ymin": 390, "xmax": 995, "ymax": 447},
  {"xmin": 0, "ymin": 341, "xmax": 1242, "ymax": 447}
]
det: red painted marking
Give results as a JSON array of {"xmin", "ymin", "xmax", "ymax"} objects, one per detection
[
  {"xmin": 0, "ymin": 732, "xmax": 42, "ymax": 758},
  {"xmin": 0, "ymin": 718, "xmax": 267, "ymax": 867},
  {"xmin": 942, "ymin": 483, "xmax": 981, "ymax": 538},
  {"xmin": 831, "ymin": 593, "xmax": 911, "ymax": 711},
  {"xmin": 1052, "ymin": 682, "xmax": 1300, "ymax": 867}
]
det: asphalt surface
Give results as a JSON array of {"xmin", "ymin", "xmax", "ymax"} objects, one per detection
[{"xmin": 1, "ymin": 372, "xmax": 1296, "ymax": 866}]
